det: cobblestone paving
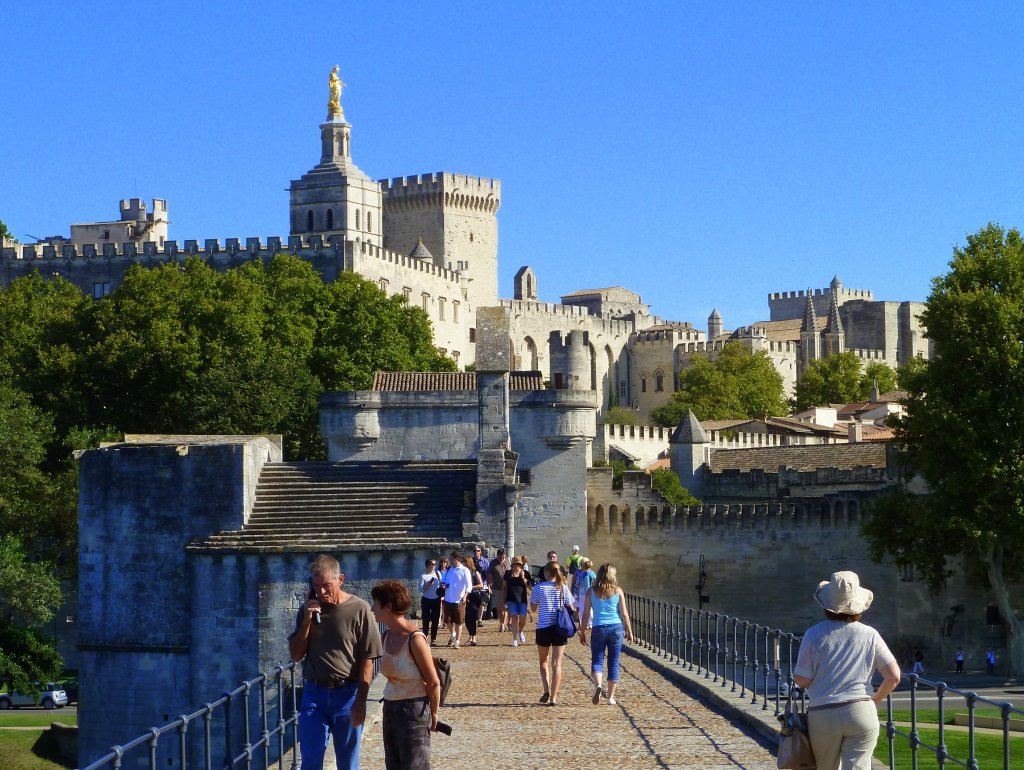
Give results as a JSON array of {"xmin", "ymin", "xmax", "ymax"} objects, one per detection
[{"xmin": 358, "ymin": 623, "xmax": 777, "ymax": 770}]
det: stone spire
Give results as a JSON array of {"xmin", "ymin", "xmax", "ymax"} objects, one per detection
[
  {"xmin": 800, "ymin": 290, "xmax": 818, "ymax": 333},
  {"xmin": 822, "ymin": 293, "xmax": 846, "ymax": 356},
  {"xmin": 708, "ymin": 308, "xmax": 723, "ymax": 339},
  {"xmin": 799, "ymin": 290, "xmax": 820, "ymax": 372},
  {"xmin": 669, "ymin": 410, "xmax": 708, "ymax": 499},
  {"xmin": 409, "ymin": 237, "xmax": 434, "ymax": 262}
]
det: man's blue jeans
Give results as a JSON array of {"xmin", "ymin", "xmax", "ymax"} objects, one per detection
[
  {"xmin": 297, "ymin": 680, "xmax": 361, "ymax": 770},
  {"xmin": 590, "ymin": 623, "xmax": 624, "ymax": 681}
]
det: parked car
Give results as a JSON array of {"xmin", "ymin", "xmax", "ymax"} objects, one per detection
[
  {"xmin": 0, "ymin": 683, "xmax": 69, "ymax": 709},
  {"xmin": 60, "ymin": 677, "xmax": 79, "ymax": 704}
]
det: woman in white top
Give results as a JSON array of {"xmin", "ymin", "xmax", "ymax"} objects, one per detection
[
  {"xmin": 792, "ymin": 571, "xmax": 901, "ymax": 770},
  {"xmin": 529, "ymin": 560, "xmax": 574, "ymax": 705},
  {"xmin": 371, "ymin": 579, "xmax": 440, "ymax": 769}
]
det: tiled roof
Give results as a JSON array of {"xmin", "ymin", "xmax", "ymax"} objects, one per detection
[
  {"xmin": 878, "ymin": 390, "xmax": 909, "ymax": 403},
  {"xmin": 861, "ymin": 426, "xmax": 896, "ymax": 442},
  {"xmin": 708, "ymin": 442, "xmax": 887, "ymax": 473},
  {"xmin": 371, "ymin": 371, "xmax": 545, "ymax": 392},
  {"xmin": 560, "ymin": 287, "xmax": 623, "ymax": 298},
  {"xmin": 645, "ymin": 457, "xmax": 671, "ymax": 473},
  {"xmin": 702, "ymin": 419, "xmax": 750, "ymax": 431}
]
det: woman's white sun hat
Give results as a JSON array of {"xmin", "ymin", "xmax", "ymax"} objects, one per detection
[{"xmin": 814, "ymin": 570, "xmax": 874, "ymax": 615}]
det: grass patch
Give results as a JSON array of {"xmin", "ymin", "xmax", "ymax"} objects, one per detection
[
  {"xmin": 875, "ymin": 727, "xmax": 1023, "ymax": 770},
  {"xmin": 881, "ymin": 708, "xmax": 1023, "ymax": 726},
  {"xmin": 0, "ymin": 712, "xmax": 77, "ymax": 728},
  {"xmin": 0, "ymin": 729, "xmax": 71, "ymax": 770}
]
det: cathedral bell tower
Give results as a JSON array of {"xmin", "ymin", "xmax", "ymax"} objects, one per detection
[{"xmin": 289, "ymin": 68, "xmax": 383, "ymax": 248}]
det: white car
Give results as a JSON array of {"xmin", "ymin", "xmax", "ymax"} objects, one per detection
[{"xmin": 0, "ymin": 683, "xmax": 69, "ymax": 709}]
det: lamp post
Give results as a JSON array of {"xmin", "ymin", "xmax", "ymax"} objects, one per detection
[{"xmin": 695, "ymin": 554, "xmax": 710, "ymax": 611}]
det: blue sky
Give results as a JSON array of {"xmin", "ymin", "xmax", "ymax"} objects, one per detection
[{"xmin": 2, "ymin": 2, "xmax": 1023, "ymax": 328}]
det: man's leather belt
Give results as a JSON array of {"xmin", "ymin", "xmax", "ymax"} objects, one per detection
[{"xmin": 307, "ymin": 677, "xmax": 356, "ymax": 689}]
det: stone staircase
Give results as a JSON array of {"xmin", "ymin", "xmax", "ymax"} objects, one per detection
[{"xmin": 193, "ymin": 461, "xmax": 476, "ymax": 551}]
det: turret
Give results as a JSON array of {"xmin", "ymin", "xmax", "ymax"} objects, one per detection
[
  {"xmin": 669, "ymin": 410, "xmax": 708, "ymax": 499},
  {"xmin": 708, "ymin": 308, "xmax": 723, "ymax": 339}
]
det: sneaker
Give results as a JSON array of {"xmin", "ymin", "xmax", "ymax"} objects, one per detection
[
  {"xmin": 453, "ymin": 640, "xmax": 461, "ymax": 649},
  {"xmin": 607, "ymin": 697, "xmax": 617, "ymax": 705},
  {"xmin": 592, "ymin": 686, "xmax": 601, "ymax": 705},
  {"xmin": 519, "ymin": 632, "xmax": 527, "ymax": 643},
  {"xmin": 447, "ymin": 637, "xmax": 455, "ymax": 647},
  {"xmin": 512, "ymin": 639, "xmax": 519, "ymax": 647}
]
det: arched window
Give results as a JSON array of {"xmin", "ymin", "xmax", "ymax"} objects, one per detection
[
  {"xmin": 306, "ymin": 210, "xmax": 314, "ymax": 232},
  {"xmin": 326, "ymin": 209, "xmax": 334, "ymax": 229},
  {"xmin": 366, "ymin": 211, "xmax": 373, "ymax": 232},
  {"xmin": 355, "ymin": 209, "xmax": 360, "ymax": 230},
  {"xmin": 655, "ymin": 372, "xmax": 665, "ymax": 391},
  {"xmin": 641, "ymin": 377, "xmax": 647, "ymax": 393}
]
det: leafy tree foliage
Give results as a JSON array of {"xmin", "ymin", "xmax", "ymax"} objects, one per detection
[
  {"xmin": 650, "ymin": 469, "xmax": 700, "ymax": 506},
  {"xmin": 650, "ymin": 342, "xmax": 787, "ymax": 426},
  {"xmin": 0, "ymin": 384, "xmax": 64, "ymax": 690},
  {"xmin": 862, "ymin": 224, "xmax": 1024, "ymax": 675},
  {"xmin": 0, "ymin": 219, "xmax": 14, "ymax": 243},
  {"xmin": 604, "ymin": 406, "xmax": 642, "ymax": 426},
  {"xmin": 792, "ymin": 352, "xmax": 900, "ymax": 410}
]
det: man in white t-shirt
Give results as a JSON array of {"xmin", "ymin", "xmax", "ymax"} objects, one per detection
[{"xmin": 441, "ymin": 552, "xmax": 473, "ymax": 648}]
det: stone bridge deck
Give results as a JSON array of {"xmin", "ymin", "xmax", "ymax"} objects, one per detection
[{"xmin": 355, "ymin": 623, "xmax": 778, "ymax": 770}]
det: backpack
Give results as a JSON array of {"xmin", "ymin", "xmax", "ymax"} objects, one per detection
[{"xmin": 568, "ymin": 554, "xmax": 584, "ymax": 574}]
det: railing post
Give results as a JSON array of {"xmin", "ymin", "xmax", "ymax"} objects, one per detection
[
  {"xmin": 147, "ymin": 727, "xmax": 159, "ymax": 770},
  {"xmin": 289, "ymin": 666, "xmax": 300, "ymax": 770},
  {"xmin": 177, "ymin": 717, "xmax": 189, "ymax": 770},
  {"xmin": 223, "ymin": 692, "xmax": 234, "ymax": 769},
  {"xmin": 740, "ymin": 621, "xmax": 749, "ymax": 698},
  {"xmin": 203, "ymin": 704, "xmax": 214, "ymax": 770},
  {"xmin": 761, "ymin": 627, "xmax": 771, "ymax": 710},
  {"xmin": 712, "ymin": 613, "xmax": 721, "ymax": 684},
  {"xmin": 935, "ymin": 682, "xmax": 948, "ymax": 770},
  {"xmin": 242, "ymin": 681, "xmax": 253, "ymax": 770},
  {"xmin": 965, "ymin": 690, "xmax": 978, "ymax": 770}
]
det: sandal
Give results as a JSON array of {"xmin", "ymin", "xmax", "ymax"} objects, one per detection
[{"xmin": 539, "ymin": 692, "xmax": 550, "ymax": 703}]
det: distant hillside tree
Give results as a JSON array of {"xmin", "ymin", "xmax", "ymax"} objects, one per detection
[
  {"xmin": 650, "ymin": 342, "xmax": 786, "ymax": 426},
  {"xmin": 863, "ymin": 223, "xmax": 1024, "ymax": 675}
]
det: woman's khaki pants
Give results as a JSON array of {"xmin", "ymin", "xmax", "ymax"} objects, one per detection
[{"xmin": 807, "ymin": 699, "xmax": 879, "ymax": 770}]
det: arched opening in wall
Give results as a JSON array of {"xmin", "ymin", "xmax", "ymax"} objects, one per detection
[
  {"xmin": 834, "ymin": 500, "xmax": 846, "ymax": 526},
  {"xmin": 636, "ymin": 505, "xmax": 645, "ymax": 530},
  {"xmin": 609, "ymin": 505, "xmax": 619, "ymax": 532},
  {"xmin": 655, "ymin": 371, "xmax": 665, "ymax": 392},
  {"xmin": 326, "ymin": 209, "xmax": 334, "ymax": 229},
  {"xmin": 526, "ymin": 273, "xmax": 533, "ymax": 297},
  {"xmin": 848, "ymin": 500, "xmax": 859, "ymax": 524},
  {"xmin": 604, "ymin": 346, "xmax": 614, "ymax": 410},
  {"xmin": 819, "ymin": 501, "xmax": 831, "ymax": 528},
  {"xmin": 622, "ymin": 505, "xmax": 632, "ymax": 534},
  {"xmin": 522, "ymin": 336, "xmax": 539, "ymax": 371},
  {"xmin": 367, "ymin": 211, "xmax": 373, "ymax": 232},
  {"xmin": 355, "ymin": 209, "xmax": 361, "ymax": 230},
  {"xmin": 641, "ymin": 377, "xmax": 648, "ymax": 393},
  {"xmin": 595, "ymin": 505, "xmax": 605, "ymax": 531},
  {"xmin": 589, "ymin": 342, "xmax": 598, "ymax": 391},
  {"xmin": 306, "ymin": 210, "xmax": 314, "ymax": 232},
  {"xmin": 662, "ymin": 505, "xmax": 672, "ymax": 527}
]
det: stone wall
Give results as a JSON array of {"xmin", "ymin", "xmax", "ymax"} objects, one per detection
[
  {"xmin": 586, "ymin": 472, "xmax": 1019, "ymax": 674},
  {"xmin": 77, "ymin": 436, "xmax": 280, "ymax": 768}
]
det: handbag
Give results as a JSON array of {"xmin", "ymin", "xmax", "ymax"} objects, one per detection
[
  {"xmin": 776, "ymin": 688, "xmax": 815, "ymax": 770},
  {"xmin": 555, "ymin": 587, "xmax": 578, "ymax": 638}
]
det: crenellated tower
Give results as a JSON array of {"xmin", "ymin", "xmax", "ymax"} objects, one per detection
[
  {"xmin": 380, "ymin": 173, "xmax": 501, "ymax": 310},
  {"xmin": 289, "ymin": 70, "xmax": 383, "ymax": 249}
]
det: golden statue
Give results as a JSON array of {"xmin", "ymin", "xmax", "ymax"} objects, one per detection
[{"xmin": 328, "ymin": 66, "xmax": 345, "ymax": 119}]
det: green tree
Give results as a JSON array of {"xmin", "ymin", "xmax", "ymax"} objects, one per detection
[
  {"xmin": 0, "ymin": 219, "xmax": 15, "ymax": 243},
  {"xmin": 0, "ymin": 383, "xmax": 64, "ymax": 691},
  {"xmin": 650, "ymin": 469, "xmax": 700, "ymax": 506},
  {"xmin": 650, "ymin": 342, "xmax": 786, "ymax": 426},
  {"xmin": 793, "ymin": 351, "xmax": 862, "ymax": 409},
  {"xmin": 861, "ymin": 361, "xmax": 898, "ymax": 396},
  {"xmin": 604, "ymin": 406, "xmax": 641, "ymax": 426},
  {"xmin": 862, "ymin": 223, "xmax": 1024, "ymax": 675}
]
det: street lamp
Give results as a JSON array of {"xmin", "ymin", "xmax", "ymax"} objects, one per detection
[{"xmin": 695, "ymin": 553, "xmax": 710, "ymax": 611}]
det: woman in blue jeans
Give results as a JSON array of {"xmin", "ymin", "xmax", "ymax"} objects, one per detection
[{"xmin": 579, "ymin": 563, "xmax": 634, "ymax": 705}]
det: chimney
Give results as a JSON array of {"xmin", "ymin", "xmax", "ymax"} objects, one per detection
[{"xmin": 848, "ymin": 421, "xmax": 863, "ymax": 443}]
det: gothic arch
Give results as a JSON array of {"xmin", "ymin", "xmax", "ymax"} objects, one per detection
[
  {"xmin": 622, "ymin": 505, "xmax": 632, "ymax": 534},
  {"xmin": 326, "ymin": 208, "xmax": 334, "ymax": 229},
  {"xmin": 604, "ymin": 345, "xmax": 614, "ymax": 410},
  {"xmin": 609, "ymin": 505, "xmax": 619, "ymax": 532},
  {"xmin": 595, "ymin": 504, "xmax": 606, "ymax": 531},
  {"xmin": 589, "ymin": 342, "xmax": 598, "ymax": 391},
  {"xmin": 521, "ymin": 336, "xmax": 539, "ymax": 371}
]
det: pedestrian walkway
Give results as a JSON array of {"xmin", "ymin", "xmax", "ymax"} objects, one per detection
[{"xmin": 358, "ymin": 622, "xmax": 777, "ymax": 769}]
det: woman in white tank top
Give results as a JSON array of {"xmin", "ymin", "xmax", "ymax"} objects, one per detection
[{"xmin": 371, "ymin": 579, "xmax": 441, "ymax": 769}]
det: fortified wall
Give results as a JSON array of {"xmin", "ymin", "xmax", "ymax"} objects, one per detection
[
  {"xmin": 768, "ymin": 285, "xmax": 874, "ymax": 321},
  {"xmin": 1, "ymin": 237, "xmax": 474, "ymax": 361},
  {"xmin": 586, "ymin": 467, "xmax": 1016, "ymax": 672}
]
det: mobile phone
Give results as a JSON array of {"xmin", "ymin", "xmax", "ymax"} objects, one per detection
[
  {"xmin": 435, "ymin": 721, "xmax": 452, "ymax": 735},
  {"xmin": 308, "ymin": 587, "xmax": 321, "ymax": 625}
]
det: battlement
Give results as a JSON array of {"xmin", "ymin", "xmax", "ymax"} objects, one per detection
[
  {"xmin": 768, "ymin": 287, "xmax": 873, "ymax": 302},
  {"xmin": 604, "ymin": 424, "xmax": 672, "ymax": 443},
  {"xmin": 589, "ymin": 499, "xmax": 872, "ymax": 534},
  {"xmin": 500, "ymin": 299, "xmax": 635, "ymax": 336},
  {"xmin": 679, "ymin": 340, "xmax": 728, "ymax": 354},
  {"xmin": 119, "ymin": 198, "xmax": 167, "ymax": 219},
  {"xmin": 767, "ymin": 340, "xmax": 796, "ymax": 354},
  {"xmin": 380, "ymin": 172, "xmax": 501, "ymax": 213},
  {"xmin": 851, "ymin": 348, "xmax": 886, "ymax": 361},
  {"xmin": 705, "ymin": 429, "xmax": 784, "ymax": 450},
  {"xmin": 1, "ymin": 235, "xmax": 463, "ymax": 285},
  {"xmin": 630, "ymin": 326, "xmax": 703, "ymax": 345}
]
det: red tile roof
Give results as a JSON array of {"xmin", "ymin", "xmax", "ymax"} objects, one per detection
[{"xmin": 371, "ymin": 371, "xmax": 545, "ymax": 392}]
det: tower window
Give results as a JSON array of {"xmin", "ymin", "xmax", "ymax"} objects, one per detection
[
  {"xmin": 641, "ymin": 378, "xmax": 647, "ymax": 393},
  {"xmin": 307, "ymin": 210, "xmax": 314, "ymax": 231},
  {"xmin": 421, "ymin": 293, "xmax": 429, "ymax": 311},
  {"xmin": 367, "ymin": 211, "xmax": 373, "ymax": 232},
  {"xmin": 355, "ymin": 210, "xmax": 360, "ymax": 230},
  {"xmin": 438, "ymin": 298, "xmax": 446, "ymax": 320},
  {"xmin": 326, "ymin": 209, "xmax": 334, "ymax": 229},
  {"xmin": 655, "ymin": 373, "xmax": 665, "ymax": 392},
  {"xmin": 379, "ymin": 278, "xmax": 388, "ymax": 293},
  {"xmin": 402, "ymin": 287, "xmax": 411, "ymax": 302},
  {"xmin": 453, "ymin": 301, "xmax": 460, "ymax": 322}
]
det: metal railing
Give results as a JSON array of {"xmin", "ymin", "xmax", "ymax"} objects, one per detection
[
  {"xmin": 80, "ymin": 661, "xmax": 302, "ymax": 770},
  {"xmin": 624, "ymin": 593, "xmax": 1024, "ymax": 770},
  {"xmin": 81, "ymin": 623, "xmax": 388, "ymax": 770},
  {"xmin": 625, "ymin": 593, "xmax": 802, "ymax": 717}
]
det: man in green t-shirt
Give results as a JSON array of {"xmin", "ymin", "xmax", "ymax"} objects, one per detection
[{"xmin": 289, "ymin": 555, "xmax": 383, "ymax": 770}]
